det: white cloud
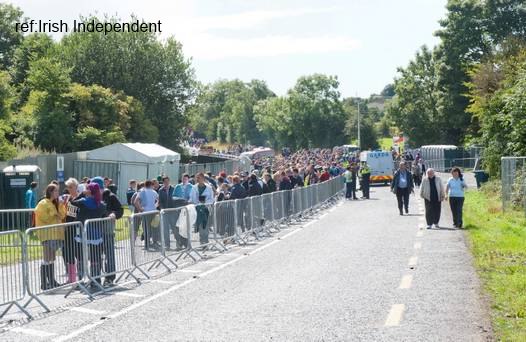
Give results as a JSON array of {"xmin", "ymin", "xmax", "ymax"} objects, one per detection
[
  {"xmin": 184, "ymin": 34, "xmax": 361, "ymax": 59},
  {"xmin": 190, "ymin": 7, "xmax": 341, "ymax": 31},
  {"xmin": 162, "ymin": 6, "xmax": 360, "ymax": 60}
]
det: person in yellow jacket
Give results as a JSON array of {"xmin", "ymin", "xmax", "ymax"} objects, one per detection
[{"xmin": 34, "ymin": 183, "xmax": 66, "ymax": 290}]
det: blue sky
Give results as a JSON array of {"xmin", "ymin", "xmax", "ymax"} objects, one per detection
[{"xmin": 8, "ymin": 0, "xmax": 447, "ymax": 97}]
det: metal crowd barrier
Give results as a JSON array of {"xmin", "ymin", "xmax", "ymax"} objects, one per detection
[
  {"xmin": 0, "ymin": 230, "xmax": 28, "ymax": 318},
  {"xmin": 0, "ymin": 176, "xmax": 344, "ymax": 320},
  {"xmin": 0, "ymin": 209, "xmax": 34, "ymax": 231},
  {"xmin": 24, "ymin": 222, "xmax": 84, "ymax": 311},
  {"xmin": 129, "ymin": 211, "xmax": 169, "ymax": 278},
  {"xmin": 213, "ymin": 200, "xmax": 237, "ymax": 248}
]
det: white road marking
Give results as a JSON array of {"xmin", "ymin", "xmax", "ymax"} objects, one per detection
[
  {"xmin": 416, "ymin": 231, "xmax": 423, "ymax": 237},
  {"xmin": 408, "ymin": 256, "xmax": 418, "ymax": 266},
  {"xmin": 202, "ymin": 260, "xmax": 223, "ymax": 264},
  {"xmin": 69, "ymin": 307, "xmax": 105, "ymax": 315},
  {"xmin": 12, "ymin": 327, "xmax": 57, "ymax": 337},
  {"xmin": 177, "ymin": 269, "xmax": 200, "ymax": 273},
  {"xmin": 385, "ymin": 304, "xmax": 405, "ymax": 326},
  {"xmin": 414, "ymin": 242, "xmax": 422, "ymax": 249},
  {"xmin": 149, "ymin": 279, "xmax": 176, "ymax": 284},
  {"xmin": 55, "ymin": 210, "xmax": 332, "ymax": 341},
  {"xmin": 113, "ymin": 292, "xmax": 145, "ymax": 298},
  {"xmin": 399, "ymin": 275, "xmax": 413, "ymax": 289}
]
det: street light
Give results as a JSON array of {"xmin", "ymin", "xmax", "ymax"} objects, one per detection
[{"xmin": 357, "ymin": 97, "xmax": 361, "ymax": 150}]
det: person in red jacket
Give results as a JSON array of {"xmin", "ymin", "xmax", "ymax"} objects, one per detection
[{"xmin": 319, "ymin": 167, "xmax": 331, "ymax": 182}]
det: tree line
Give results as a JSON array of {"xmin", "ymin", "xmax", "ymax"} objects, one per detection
[
  {"xmin": 0, "ymin": 3, "xmax": 394, "ymax": 160},
  {"xmin": 0, "ymin": 5, "xmax": 195, "ymax": 159},
  {"xmin": 386, "ymin": 0, "xmax": 526, "ymax": 174}
]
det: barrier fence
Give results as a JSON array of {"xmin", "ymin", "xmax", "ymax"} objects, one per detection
[
  {"xmin": 0, "ymin": 176, "xmax": 344, "ymax": 320},
  {"xmin": 501, "ymin": 157, "xmax": 526, "ymax": 215}
]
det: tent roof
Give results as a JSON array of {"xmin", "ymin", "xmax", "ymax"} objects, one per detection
[
  {"xmin": 3, "ymin": 165, "xmax": 41, "ymax": 173},
  {"xmin": 87, "ymin": 143, "xmax": 180, "ymax": 163}
]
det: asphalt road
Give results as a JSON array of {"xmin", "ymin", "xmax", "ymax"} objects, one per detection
[{"xmin": 1, "ymin": 185, "xmax": 492, "ymax": 341}]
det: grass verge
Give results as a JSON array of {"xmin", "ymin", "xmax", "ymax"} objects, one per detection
[{"xmin": 464, "ymin": 188, "xmax": 526, "ymax": 341}]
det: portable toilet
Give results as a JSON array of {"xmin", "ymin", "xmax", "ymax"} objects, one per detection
[{"xmin": 1, "ymin": 165, "xmax": 41, "ymax": 209}]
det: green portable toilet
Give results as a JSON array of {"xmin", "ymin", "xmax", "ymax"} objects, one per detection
[{"xmin": 1, "ymin": 165, "xmax": 41, "ymax": 209}]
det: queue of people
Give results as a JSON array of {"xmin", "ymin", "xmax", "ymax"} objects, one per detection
[{"xmin": 29, "ymin": 147, "xmax": 469, "ymax": 292}]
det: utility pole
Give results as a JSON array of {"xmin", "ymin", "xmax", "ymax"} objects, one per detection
[{"xmin": 357, "ymin": 97, "xmax": 361, "ymax": 150}]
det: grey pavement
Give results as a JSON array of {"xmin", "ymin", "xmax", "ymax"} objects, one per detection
[{"xmin": 0, "ymin": 186, "xmax": 492, "ymax": 341}]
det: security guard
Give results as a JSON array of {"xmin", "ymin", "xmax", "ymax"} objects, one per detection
[{"xmin": 359, "ymin": 162, "xmax": 371, "ymax": 199}]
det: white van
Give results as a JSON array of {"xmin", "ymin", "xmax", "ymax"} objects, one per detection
[{"xmin": 359, "ymin": 151, "xmax": 394, "ymax": 184}]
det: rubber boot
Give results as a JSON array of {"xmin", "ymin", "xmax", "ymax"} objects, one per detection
[
  {"xmin": 40, "ymin": 264, "xmax": 49, "ymax": 290},
  {"xmin": 48, "ymin": 263, "xmax": 61, "ymax": 288},
  {"xmin": 67, "ymin": 263, "xmax": 77, "ymax": 284}
]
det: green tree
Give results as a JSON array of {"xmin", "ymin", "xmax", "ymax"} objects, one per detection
[
  {"xmin": 188, "ymin": 79, "xmax": 274, "ymax": 145},
  {"xmin": 388, "ymin": 46, "xmax": 442, "ymax": 147},
  {"xmin": 0, "ymin": 3, "xmax": 24, "ymax": 69},
  {"xmin": 0, "ymin": 71, "xmax": 16, "ymax": 159},
  {"xmin": 254, "ymin": 96, "xmax": 294, "ymax": 149},
  {"xmin": 59, "ymin": 17, "xmax": 196, "ymax": 150},
  {"xmin": 343, "ymin": 98, "xmax": 379, "ymax": 150},
  {"xmin": 287, "ymin": 74, "xmax": 347, "ymax": 148},
  {"xmin": 9, "ymin": 33, "xmax": 55, "ymax": 108},
  {"xmin": 24, "ymin": 58, "xmax": 74, "ymax": 151}
]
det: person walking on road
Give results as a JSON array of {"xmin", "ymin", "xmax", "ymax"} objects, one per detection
[
  {"xmin": 420, "ymin": 168, "xmax": 445, "ymax": 229},
  {"xmin": 446, "ymin": 167, "xmax": 468, "ymax": 228},
  {"xmin": 391, "ymin": 162, "xmax": 414, "ymax": 215}
]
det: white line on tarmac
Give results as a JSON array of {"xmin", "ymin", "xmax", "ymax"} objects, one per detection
[
  {"xmin": 408, "ymin": 256, "xmax": 418, "ymax": 266},
  {"xmin": 55, "ymin": 209, "xmax": 330, "ymax": 341},
  {"xmin": 69, "ymin": 307, "xmax": 106, "ymax": 315},
  {"xmin": 201, "ymin": 260, "xmax": 223, "ymax": 264},
  {"xmin": 12, "ymin": 327, "xmax": 57, "ymax": 337},
  {"xmin": 414, "ymin": 242, "xmax": 422, "ymax": 250},
  {"xmin": 177, "ymin": 269, "xmax": 200, "ymax": 273},
  {"xmin": 399, "ymin": 275, "xmax": 413, "ymax": 289},
  {"xmin": 416, "ymin": 231, "xmax": 423, "ymax": 237},
  {"xmin": 149, "ymin": 279, "xmax": 176, "ymax": 284},
  {"xmin": 385, "ymin": 304, "xmax": 405, "ymax": 326},
  {"xmin": 113, "ymin": 292, "xmax": 146, "ymax": 298}
]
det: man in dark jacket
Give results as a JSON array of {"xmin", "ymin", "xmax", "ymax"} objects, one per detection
[
  {"xmin": 159, "ymin": 176, "xmax": 188, "ymax": 249},
  {"xmin": 230, "ymin": 175, "xmax": 248, "ymax": 200},
  {"xmin": 391, "ymin": 162, "xmax": 414, "ymax": 215},
  {"xmin": 279, "ymin": 172, "xmax": 293, "ymax": 190},
  {"xmin": 100, "ymin": 181, "xmax": 123, "ymax": 286},
  {"xmin": 230, "ymin": 175, "xmax": 248, "ymax": 232},
  {"xmin": 248, "ymin": 174, "xmax": 263, "ymax": 197},
  {"xmin": 291, "ymin": 168, "xmax": 303, "ymax": 188}
]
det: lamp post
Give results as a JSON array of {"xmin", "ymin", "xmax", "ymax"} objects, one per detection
[{"xmin": 357, "ymin": 98, "xmax": 361, "ymax": 150}]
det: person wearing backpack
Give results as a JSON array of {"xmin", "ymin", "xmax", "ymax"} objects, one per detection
[
  {"xmin": 189, "ymin": 172, "xmax": 214, "ymax": 245},
  {"xmin": 91, "ymin": 176, "xmax": 123, "ymax": 286}
]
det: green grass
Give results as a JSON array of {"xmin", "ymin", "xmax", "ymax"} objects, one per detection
[{"xmin": 464, "ymin": 188, "xmax": 526, "ymax": 341}]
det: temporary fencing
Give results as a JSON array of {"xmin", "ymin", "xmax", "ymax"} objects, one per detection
[
  {"xmin": 0, "ymin": 209, "xmax": 34, "ymax": 231},
  {"xmin": 501, "ymin": 156, "xmax": 526, "ymax": 215},
  {"xmin": 0, "ymin": 230, "xmax": 28, "ymax": 318},
  {"xmin": 0, "ymin": 175, "xmax": 344, "ymax": 320}
]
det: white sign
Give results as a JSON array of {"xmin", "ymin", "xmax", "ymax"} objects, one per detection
[{"xmin": 10, "ymin": 178, "xmax": 27, "ymax": 187}]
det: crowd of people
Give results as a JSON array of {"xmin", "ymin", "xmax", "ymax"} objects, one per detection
[{"xmin": 26, "ymin": 146, "xmax": 468, "ymax": 292}]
